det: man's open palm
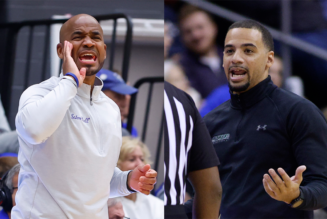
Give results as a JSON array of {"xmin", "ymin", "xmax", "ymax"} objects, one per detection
[{"xmin": 263, "ymin": 165, "xmax": 306, "ymax": 204}]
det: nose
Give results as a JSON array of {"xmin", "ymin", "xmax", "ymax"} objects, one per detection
[
  {"xmin": 135, "ymin": 158, "xmax": 143, "ymax": 167},
  {"xmin": 82, "ymin": 36, "xmax": 95, "ymax": 48},
  {"xmin": 231, "ymin": 49, "xmax": 244, "ymax": 64}
]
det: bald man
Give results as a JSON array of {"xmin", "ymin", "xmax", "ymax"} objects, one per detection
[{"xmin": 12, "ymin": 14, "xmax": 157, "ymax": 219}]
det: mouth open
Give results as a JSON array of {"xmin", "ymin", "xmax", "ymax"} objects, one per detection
[
  {"xmin": 78, "ymin": 53, "xmax": 97, "ymax": 64},
  {"xmin": 230, "ymin": 67, "xmax": 247, "ymax": 82}
]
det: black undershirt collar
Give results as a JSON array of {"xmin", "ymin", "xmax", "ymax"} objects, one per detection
[{"xmin": 230, "ymin": 75, "xmax": 277, "ymax": 109}]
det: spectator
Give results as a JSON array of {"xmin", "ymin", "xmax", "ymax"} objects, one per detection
[
  {"xmin": 268, "ymin": 55, "xmax": 283, "ymax": 88},
  {"xmin": 107, "ymin": 198, "xmax": 125, "ymax": 219},
  {"xmin": 0, "ymin": 156, "xmax": 18, "ymax": 178},
  {"xmin": 97, "ymin": 69, "xmax": 138, "ymax": 137},
  {"xmin": 165, "ymin": 62, "xmax": 202, "ymax": 109},
  {"xmin": 270, "ymin": 55, "xmax": 304, "ymax": 97},
  {"xmin": 117, "ymin": 137, "xmax": 164, "ymax": 219},
  {"xmin": 199, "ymin": 84, "xmax": 230, "ymax": 117},
  {"xmin": 0, "ymin": 164, "xmax": 20, "ymax": 219},
  {"xmin": 0, "ymin": 98, "xmax": 19, "ymax": 154},
  {"xmin": 179, "ymin": 4, "xmax": 227, "ymax": 98}
]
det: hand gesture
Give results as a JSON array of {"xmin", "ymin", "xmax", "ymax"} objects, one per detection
[
  {"xmin": 263, "ymin": 165, "xmax": 306, "ymax": 204},
  {"xmin": 62, "ymin": 40, "xmax": 86, "ymax": 87},
  {"xmin": 128, "ymin": 164, "xmax": 157, "ymax": 195}
]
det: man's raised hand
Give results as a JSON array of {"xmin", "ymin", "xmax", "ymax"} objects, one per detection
[
  {"xmin": 262, "ymin": 165, "xmax": 306, "ymax": 204},
  {"xmin": 63, "ymin": 40, "xmax": 86, "ymax": 87},
  {"xmin": 128, "ymin": 164, "xmax": 157, "ymax": 195}
]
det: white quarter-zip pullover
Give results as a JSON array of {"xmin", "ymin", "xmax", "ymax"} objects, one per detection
[{"xmin": 12, "ymin": 75, "xmax": 131, "ymax": 219}]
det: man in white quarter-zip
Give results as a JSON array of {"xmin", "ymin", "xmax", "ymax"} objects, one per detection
[{"xmin": 12, "ymin": 14, "xmax": 157, "ymax": 219}]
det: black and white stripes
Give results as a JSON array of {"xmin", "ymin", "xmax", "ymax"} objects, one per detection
[{"xmin": 164, "ymin": 83, "xmax": 194, "ymax": 206}]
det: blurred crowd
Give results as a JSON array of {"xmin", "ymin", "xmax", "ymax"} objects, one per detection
[{"xmin": 164, "ymin": 1, "xmax": 327, "ymax": 218}]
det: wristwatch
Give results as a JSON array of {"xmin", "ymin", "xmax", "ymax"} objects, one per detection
[{"xmin": 289, "ymin": 189, "xmax": 304, "ymax": 208}]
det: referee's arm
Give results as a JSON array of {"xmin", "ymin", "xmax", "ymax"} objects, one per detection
[{"xmin": 189, "ymin": 166, "xmax": 222, "ymax": 219}]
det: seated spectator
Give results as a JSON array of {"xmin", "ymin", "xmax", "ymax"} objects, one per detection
[
  {"xmin": 269, "ymin": 55, "xmax": 304, "ymax": 97},
  {"xmin": 165, "ymin": 61, "xmax": 202, "ymax": 109},
  {"xmin": 268, "ymin": 55, "xmax": 283, "ymax": 88},
  {"xmin": 179, "ymin": 4, "xmax": 227, "ymax": 98},
  {"xmin": 0, "ymin": 163, "xmax": 20, "ymax": 219},
  {"xmin": 0, "ymin": 156, "xmax": 18, "ymax": 177},
  {"xmin": 199, "ymin": 84, "xmax": 230, "ymax": 117},
  {"xmin": 97, "ymin": 69, "xmax": 138, "ymax": 137},
  {"xmin": 0, "ymin": 98, "xmax": 19, "ymax": 154},
  {"xmin": 107, "ymin": 198, "xmax": 125, "ymax": 219},
  {"xmin": 117, "ymin": 137, "xmax": 164, "ymax": 219}
]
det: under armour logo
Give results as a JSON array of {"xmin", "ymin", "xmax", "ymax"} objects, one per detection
[{"xmin": 257, "ymin": 125, "xmax": 267, "ymax": 131}]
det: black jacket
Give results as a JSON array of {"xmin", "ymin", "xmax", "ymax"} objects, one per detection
[{"xmin": 204, "ymin": 76, "xmax": 327, "ymax": 218}]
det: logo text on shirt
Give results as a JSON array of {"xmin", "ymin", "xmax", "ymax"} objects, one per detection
[
  {"xmin": 212, "ymin": 134, "xmax": 230, "ymax": 144},
  {"xmin": 71, "ymin": 114, "xmax": 90, "ymax": 123}
]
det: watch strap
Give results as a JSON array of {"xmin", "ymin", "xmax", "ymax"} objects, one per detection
[{"xmin": 289, "ymin": 188, "xmax": 304, "ymax": 207}]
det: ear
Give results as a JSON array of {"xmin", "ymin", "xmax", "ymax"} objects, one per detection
[
  {"xmin": 104, "ymin": 43, "xmax": 107, "ymax": 59},
  {"xmin": 266, "ymin": 51, "xmax": 274, "ymax": 69},
  {"xmin": 57, "ymin": 43, "xmax": 63, "ymax": 59}
]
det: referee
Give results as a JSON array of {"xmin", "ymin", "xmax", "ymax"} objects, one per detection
[{"xmin": 164, "ymin": 81, "xmax": 222, "ymax": 219}]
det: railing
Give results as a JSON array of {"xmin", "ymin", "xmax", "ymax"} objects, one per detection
[
  {"xmin": 0, "ymin": 14, "xmax": 133, "ymax": 127},
  {"xmin": 182, "ymin": 0, "xmax": 327, "ymax": 79},
  {"xmin": 126, "ymin": 76, "xmax": 164, "ymax": 172}
]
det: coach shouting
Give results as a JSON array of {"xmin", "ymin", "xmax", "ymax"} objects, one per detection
[
  {"xmin": 12, "ymin": 14, "xmax": 156, "ymax": 219},
  {"xmin": 204, "ymin": 20, "xmax": 327, "ymax": 218}
]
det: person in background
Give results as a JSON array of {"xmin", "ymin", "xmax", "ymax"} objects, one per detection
[
  {"xmin": 269, "ymin": 55, "xmax": 305, "ymax": 97},
  {"xmin": 0, "ymin": 97, "xmax": 19, "ymax": 154},
  {"xmin": 165, "ymin": 62, "xmax": 202, "ymax": 109},
  {"xmin": 268, "ymin": 55, "xmax": 283, "ymax": 88},
  {"xmin": 0, "ymin": 156, "xmax": 18, "ymax": 178},
  {"xmin": 107, "ymin": 198, "xmax": 126, "ymax": 219},
  {"xmin": 0, "ymin": 164, "xmax": 20, "ymax": 219},
  {"xmin": 179, "ymin": 4, "xmax": 227, "ymax": 99},
  {"xmin": 117, "ymin": 137, "xmax": 164, "ymax": 219},
  {"xmin": 97, "ymin": 69, "xmax": 138, "ymax": 137}
]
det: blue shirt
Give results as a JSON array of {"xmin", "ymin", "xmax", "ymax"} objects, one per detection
[
  {"xmin": 122, "ymin": 123, "xmax": 138, "ymax": 137},
  {"xmin": 200, "ymin": 84, "xmax": 230, "ymax": 117},
  {"xmin": 0, "ymin": 209, "xmax": 9, "ymax": 219}
]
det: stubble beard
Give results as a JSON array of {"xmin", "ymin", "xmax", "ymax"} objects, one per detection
[{"xmin": 84, "ymin": 61, "xmax": 104, "ymax": 76}]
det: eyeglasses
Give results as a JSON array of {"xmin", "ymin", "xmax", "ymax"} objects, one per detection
[{"xmin": 123, "ymin": 217, "xmax": 130, "ymax": 219}]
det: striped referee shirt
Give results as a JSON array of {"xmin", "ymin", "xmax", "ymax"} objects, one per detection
[{"xmin": 164, "ymin": 82, "xmax": 219, "ymax": 206}]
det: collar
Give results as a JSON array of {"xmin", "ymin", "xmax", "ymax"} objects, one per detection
[
  {"xmin": 60, "ymin": 73, "xmax": 103, "ymax": 101},
  {"xmin": 230, "ymin": 75, "xmax": 276, "ymax": 109}
]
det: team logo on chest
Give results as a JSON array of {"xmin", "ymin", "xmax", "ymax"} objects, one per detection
[
  {"xmin": 212, "ymin": 134, "xmax": 230, "ymax": 144},
  {"xmin": 71, "ymin": 114, "xmax": 90, "ymax": 123}
]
